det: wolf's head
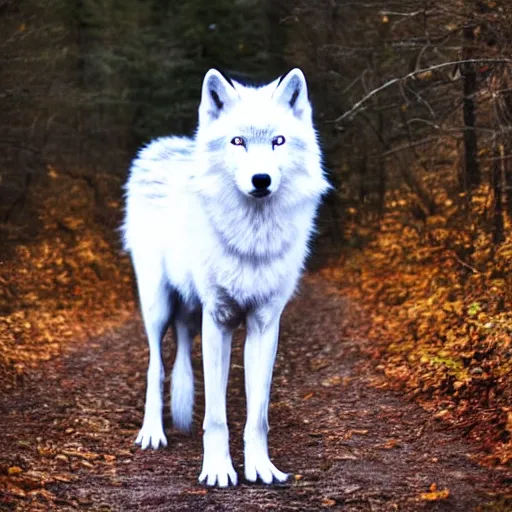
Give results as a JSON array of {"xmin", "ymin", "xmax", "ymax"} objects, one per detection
[{"xmin": 194, "ymin": 68, "xmax": 330, "ymax": 210}]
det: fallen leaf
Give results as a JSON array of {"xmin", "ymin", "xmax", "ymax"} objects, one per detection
[
  {"xmin": 3, "ymin": 482, "xmax": 27, "ymax": 498},
  {"xmin": 321, "ymin": 497, "xmax": 336, "ymax": 508},
  {"xmin": 321, "ymin": 375, "xmax": 342, "ymax": 387},
  {"xmin": 27, "ymin": 488, "xmax": 56, "ymax": 501},
  {"xmin": 350, "ymin": 429, "xmax": 369, "ymax": 435},
  {"xmin": 420, "ymin": 488, "xmax": 450, "ymax": 501},
  {"xmin": 53, "ymin": 473, "xmax": 78, "ymax": 483},
  {"xmin": 185, "ymin": 488, "xmax": 208, "ymax": 495},
  {"xmin": 382, "ymin": 439, "xmax": 399, "ymax": 449},
  {"xmin": 61, "ymin": 449, "xmax": 99, "ymax": 460},
  {"xmin": 310, "ymin": 358, "xmax": 330, "ymax": 371}
]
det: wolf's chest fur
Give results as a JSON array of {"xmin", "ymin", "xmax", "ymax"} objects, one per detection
[{"xmin": 168, "ymin": 204, "xmax": 307, "ymax": 326}]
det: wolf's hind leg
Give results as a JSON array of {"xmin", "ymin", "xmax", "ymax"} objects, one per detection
[
  {"xmin": 244, "ymin": 304, "xmax": 289, "ymax": 484},
  {"xmin": 171, "ymin": 305, "xmax": 197, "ymax": 432},
  {"xmin": 132, "ymin": 251, "xmax": 172, "ymax": 450}
]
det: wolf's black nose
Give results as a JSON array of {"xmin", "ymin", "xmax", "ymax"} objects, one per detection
[{"xmin": 252, "ymin": 174, "xmax": 271, "ymax": 190}]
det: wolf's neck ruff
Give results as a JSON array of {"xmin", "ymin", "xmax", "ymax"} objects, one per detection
[{"xmin": 201, "ymin": 191, "xmax": 298, "ymax": 261}]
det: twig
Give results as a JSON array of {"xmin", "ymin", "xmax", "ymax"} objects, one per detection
[
  {"xmin": 332, "ymin": 58, "xmax": 512, "ymax": 123},
  {"xmin": 450, "ymin": 251, "xmax": 479, "ymax": 274},
  {"xmin": 380, "ymin": 136, "xmax": 443, "ymax": 157},
  {"xmin": 379, "ymin": 10, "xmax": 424, "ymax": 17}
]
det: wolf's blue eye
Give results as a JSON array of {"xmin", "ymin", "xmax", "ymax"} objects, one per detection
[
  {"xmin": 272, "ymin": 136, "xmax": 286, "ymax": 149},
  {"xmin": 231, "ymin": 136, "xmax": 245, "ymax": 147}
]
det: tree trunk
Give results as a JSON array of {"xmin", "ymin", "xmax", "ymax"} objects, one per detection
[
  {"xmin": 461, "ymin": 21, "xmax": 480, "ymax": 189},
  {"xmin": 505, "ymin": 143, "xmax": 512, "ymax": 220},
  {"xmin": 492, "ymin": 143, "xmax": 504, "ymax": 245}
]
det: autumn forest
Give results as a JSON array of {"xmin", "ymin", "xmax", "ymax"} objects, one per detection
[{"xmin": 1, "ymin": 1, "xmax": 511, "ymax": 510}]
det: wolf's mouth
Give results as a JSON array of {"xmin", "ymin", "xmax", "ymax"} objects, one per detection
[{"xmin": 249, "ymin": 189, "xmax": 271, "ymax": 198}]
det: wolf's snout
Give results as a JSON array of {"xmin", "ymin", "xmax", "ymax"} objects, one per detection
[
  {"xmin": 250, "ymin": 174, "xmax": 272, "ymax": 198},
  {"xmin": 252, "ymin": 174, "xmax": 271, "ymax": 190}
]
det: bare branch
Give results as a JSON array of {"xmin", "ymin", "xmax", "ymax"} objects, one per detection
[
  {"xmin": 379, "ymin": 10, "xmax": 424, "ymax": 17},
  {"xmin": 381, "ymin": 136, "xmax": 446, "ymax": 157},
  {"xmin": 331, "ymin": 59, "xmax": 512, "ymax": 123}
]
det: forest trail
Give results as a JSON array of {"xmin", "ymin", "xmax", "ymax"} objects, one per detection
[{"xmin": 1, "ymin": 273, "xmax": 510, "ymax": 511}]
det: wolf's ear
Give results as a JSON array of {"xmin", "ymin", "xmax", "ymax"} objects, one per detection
[
  {"xmin": 272, "ymin": 68, "xmax": 311, "ymax": 120},
  {"xmin": 199, "ymin": 69, "xmax": 239, "ymax": 124}
]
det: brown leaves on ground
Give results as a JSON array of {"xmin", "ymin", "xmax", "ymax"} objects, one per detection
[
  {"xmin": 0, "ymin": 164, "xmax": 135, "ymax": 391},
  {"xmin": 322, "ymin": 183, "xmax": 512, "ymax": 467},
  {"xmin": 0, "ymin": 270, "xmax": 510, "ymax": 510}
]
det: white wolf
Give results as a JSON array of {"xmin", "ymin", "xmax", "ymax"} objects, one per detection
[{"xmin": 122, "ymin": 68, "xmax": 330, "ymax": 487}]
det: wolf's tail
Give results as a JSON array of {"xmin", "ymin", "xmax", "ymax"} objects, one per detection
[{"xmin": 171, "ymin": 324, "xmax": 194, "ymax": 432}]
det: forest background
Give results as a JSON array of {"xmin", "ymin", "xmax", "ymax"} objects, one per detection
[{"xmin": 1, "ymin": 0, "xmax": 511, "ymax": 478}]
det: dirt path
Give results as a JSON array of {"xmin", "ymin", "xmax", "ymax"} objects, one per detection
[{"xmin": 1, "ymin": 274, "xmax": 510, "ymax": 511}]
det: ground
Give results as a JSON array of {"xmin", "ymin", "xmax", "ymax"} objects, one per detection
[{"xmin": 1, "ymin": 273, "xmax": 511, "ymax": 511}]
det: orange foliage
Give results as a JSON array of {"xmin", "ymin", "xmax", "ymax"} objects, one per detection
[{"xmin": 323, "ymin": 183, "xmax": 512, "ymax": 466}]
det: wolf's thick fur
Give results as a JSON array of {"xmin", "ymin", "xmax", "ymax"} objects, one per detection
[{"xmin": 122, "ymin": 68, "xmax": 330, "ymax": 487}]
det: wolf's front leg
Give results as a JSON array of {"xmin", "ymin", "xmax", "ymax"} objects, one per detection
[
  {"xmin": 244, "ymin": 304, "xmax": 289, "ymax": 484},
  {"xmin": 199, "ymin": 311, "xmax": 237, "ymax": 487}
]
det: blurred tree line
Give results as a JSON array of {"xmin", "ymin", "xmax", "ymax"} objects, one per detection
[
  {"xmin": 1, "ymin": 0, "xmax": 511, "ymax": 245},
  {"xmin": 0, "ymin": 0, "xmax": 285, "ymax": 229}
]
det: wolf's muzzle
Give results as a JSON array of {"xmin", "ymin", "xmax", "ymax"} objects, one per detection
[{"xmin": 250, "ymin": 174, "xmax": 271, "ymax": 198}]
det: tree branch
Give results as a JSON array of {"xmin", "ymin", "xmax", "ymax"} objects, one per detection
[{"xmin": 331, "ymin": 59, "xmax": 512, "ymax": 123}]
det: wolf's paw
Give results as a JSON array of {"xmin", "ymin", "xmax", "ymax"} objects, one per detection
[
  {"xmin": 135, "ymin": 422, "xmax": 167, "ymax": 450},
  {"xmin": 199, "ymin": 456, "xmax": 238, "ymax": 487},
  {"xmin": 244, "ymin": 453, "xmax": 289, "ymax": 484}
]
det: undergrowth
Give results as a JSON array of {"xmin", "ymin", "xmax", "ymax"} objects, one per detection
[{"xmin": 324, "ymin": 182, "xmax": 512, "ymax": 466}]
